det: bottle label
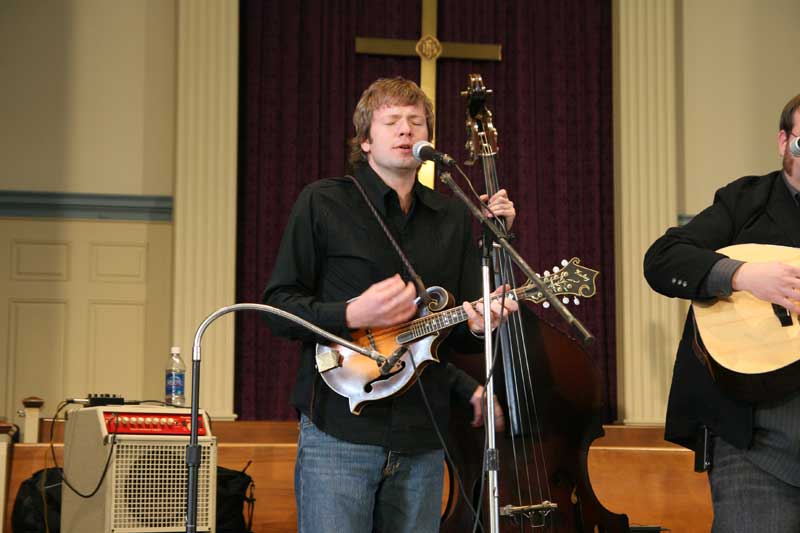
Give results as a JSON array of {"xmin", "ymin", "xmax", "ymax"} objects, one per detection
[{"xmin": 165, "ymin": 371, "xmax": 185, "ymax": 396}]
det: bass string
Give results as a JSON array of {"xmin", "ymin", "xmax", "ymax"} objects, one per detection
[
  {"xmin": 479, "ymin": 130, "xmax": 555, "ymax": 514},
  {"xmin": 500, "ymin": 247, "xmax": 554, "ymax": 508}
]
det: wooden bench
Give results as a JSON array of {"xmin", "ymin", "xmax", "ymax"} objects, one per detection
[{"xmin": 3, "ymin": 422, "xmax": 711, "ymax": 532}]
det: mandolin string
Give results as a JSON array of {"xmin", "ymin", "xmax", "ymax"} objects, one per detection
[{"xmin": 366, "ymin": 290, "xmax": 532, "ymax": 347}]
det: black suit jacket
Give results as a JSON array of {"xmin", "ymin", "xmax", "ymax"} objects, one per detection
[{"xmin": 644, "ymin": 170, "xmax": 800, "ymax": 451}]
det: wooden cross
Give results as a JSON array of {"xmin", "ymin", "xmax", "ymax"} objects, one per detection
[{"xmin": 356, "ymin": 0, "xmax": 501, "ymax": 187}]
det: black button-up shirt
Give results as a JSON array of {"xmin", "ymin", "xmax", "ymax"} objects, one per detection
[{"xmin": 263, "ymin": 162, "xmax": 483, "ymax": 451}]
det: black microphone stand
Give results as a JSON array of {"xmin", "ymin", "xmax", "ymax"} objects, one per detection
[{"xmin": 184, "ymin": 303, "xmax": 390, "ymax": 533}]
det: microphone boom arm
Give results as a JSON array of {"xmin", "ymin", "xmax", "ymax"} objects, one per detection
[{"xmin": 185, "ymin": 303, "xmax": 388, "ymax": 533}]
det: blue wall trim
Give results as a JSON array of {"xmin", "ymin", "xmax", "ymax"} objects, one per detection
[{"xmin": 0, "ymin": 191, "xmax": 173, "ymax": 221}]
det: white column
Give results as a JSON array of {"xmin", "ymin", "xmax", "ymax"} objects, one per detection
[
  {"xmin": 614, "ymin": 0, "xmax": 682, "ymax": 423},
  {"xmin": 21, "ymin": 397, "xmax": 42, "ymax": 443},
  {"xmin": 173, "ymin": 0, "xmax": 239, "ymax": 420},
  {"xmin": 0, "ymin": 423, "xmax": 14, "ymax": 529}
]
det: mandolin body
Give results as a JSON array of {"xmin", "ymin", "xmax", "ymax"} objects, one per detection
[{"xmin": 316, "ymin": 286, "xmax": 453, "ymax": 414}]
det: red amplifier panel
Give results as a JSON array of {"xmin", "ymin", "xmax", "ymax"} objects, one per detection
[{"xmin": 102, "ymin": 412, "xmax": 207, "ymax": 436}]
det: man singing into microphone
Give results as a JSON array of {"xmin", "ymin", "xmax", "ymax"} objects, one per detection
[{"xmin": 263, "ymin": 77, "xmax": 517, "ymax": 533}]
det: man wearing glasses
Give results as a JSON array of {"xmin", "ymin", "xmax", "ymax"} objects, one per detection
[{"xmin": 644, "ymin": 94, "xmax": 800, "ymax": 532}]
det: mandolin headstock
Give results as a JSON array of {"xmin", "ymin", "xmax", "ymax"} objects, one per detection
[{"xmin": 518, "ymin": 258, "xmax": 599, "ymax": 307}]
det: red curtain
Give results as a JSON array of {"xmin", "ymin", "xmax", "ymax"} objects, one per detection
[{"xmin": 236, "ymin": 0, "xmax": 615, "ymax": 421}]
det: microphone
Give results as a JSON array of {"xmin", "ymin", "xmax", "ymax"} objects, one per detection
[
  {"xmin": 412, "ymin": 140, "xmax": 456, "ymax": 167},
  {"xmin": 790, "ymin": 136, "xmax": 800, "ymax": 158}
]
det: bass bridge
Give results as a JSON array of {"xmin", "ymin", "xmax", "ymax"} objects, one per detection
[{"xmin": 499, "ymin": 501, "xmax": 558, "ymax": 527}]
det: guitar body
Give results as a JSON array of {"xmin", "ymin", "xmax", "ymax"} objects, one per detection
[
  {"xmin": 316, "ymin": 286, "xmax": 454, "ymax": 414},
  {"xmin": 692, "ymin": 243, "xmax": 800, "ymax": 402}
]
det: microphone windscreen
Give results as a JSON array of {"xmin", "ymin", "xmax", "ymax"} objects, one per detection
[
  {"xmin": 790, "ymin": 136, "xmax": 800, "ymax": 158},
  {"xmin": 412, "ymin": 140, "xmax": 433, "ymax": 162}
]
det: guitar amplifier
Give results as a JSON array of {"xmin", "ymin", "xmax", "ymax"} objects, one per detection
[{"xmin": 61, "ymin": 405, "xmax": 217, "ymax": 533}]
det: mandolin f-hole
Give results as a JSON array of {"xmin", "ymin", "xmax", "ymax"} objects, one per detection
[{"xmin": 363, "ymin": 361, "xmax": 406, "ymax": 393}]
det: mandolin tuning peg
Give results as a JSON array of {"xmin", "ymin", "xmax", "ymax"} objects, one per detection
[
  {"xmin": 573, "ymin": 297, "xmax": 580, "ymax": 305},
  {"xmin": 562, "ymin": 297, "xmax": 569, "ymax": 304},
  {"xmin": 561, "ymin": 259, "xmax": 568, "ymax": 267},
  {"xmin": 542, "ymin": 301, "xmax": 550, "ymax": 309},
  {"xmin": 543, "ymin": 270, "xmax": 550, "ymax": 276},
  {"xmin": 553, "ymin": 266, "xmax": 560, "ymax": 273}
]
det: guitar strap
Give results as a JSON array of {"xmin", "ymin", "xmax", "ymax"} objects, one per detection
[
  {"xmin": 345, "ymin": 174, "xmax": 433, "ymax": 306},
  {"xmin": 308, "ymin": 174, "xmax": 433, "ymax": 424}
]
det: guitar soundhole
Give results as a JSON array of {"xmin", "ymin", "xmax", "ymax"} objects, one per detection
[{"xmin": 364, "ymin": 361, "xmax": 406, "ymax": 393}]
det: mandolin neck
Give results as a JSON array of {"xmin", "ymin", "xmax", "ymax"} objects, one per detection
[{"xmin": 396, "ymin": 288, "xmax": 523, "ymax": 344}]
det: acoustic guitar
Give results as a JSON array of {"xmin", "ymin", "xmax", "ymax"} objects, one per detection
[
  {"xmin": 692, "ymin": 243, "xmax": 800, "ymax": 402},
  {"xmin": 315, "ymin": 258, "xmax": 599, "ymax": 414}
]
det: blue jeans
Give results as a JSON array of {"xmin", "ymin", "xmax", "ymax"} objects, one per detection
[
  {"xmin": 709, "ymin": 437, "xmax": 800, "ymax": 532},
  {"xmin": 295, "ymin": 415, "xmax": 444, "ymax": 533}
]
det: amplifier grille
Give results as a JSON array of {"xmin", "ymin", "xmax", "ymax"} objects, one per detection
[{"xmin": 110, "ymin": 440, "xmax": 215, "ymax": 531}]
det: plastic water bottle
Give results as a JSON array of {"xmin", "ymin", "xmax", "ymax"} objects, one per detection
[{"xmin": 165, "ymin": 346, "xmax": 186, "ymax": 406}]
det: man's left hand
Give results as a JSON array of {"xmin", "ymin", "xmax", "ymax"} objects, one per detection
[
  {"xmin": 480, "ymin": 189, "xmax": 516, "ymax": 230},
  {"xmin": 463, "ymin": 284, "xmax": 519, "ymax": 334}
]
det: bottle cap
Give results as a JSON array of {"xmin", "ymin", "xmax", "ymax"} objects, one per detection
[{"xmin": 170, "ymin": 346, "xmax": 181, "ymax": 354}]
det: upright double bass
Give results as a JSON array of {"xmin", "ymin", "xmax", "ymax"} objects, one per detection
[{"xmin": 440, "ymin": 74, "xmax": 628, "ymax": 533}]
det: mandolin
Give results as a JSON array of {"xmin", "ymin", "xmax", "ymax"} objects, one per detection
[
  {"xmin": 692, "ymin": 243, "xmax": 800, "ymax": 402},
  {"xmin": 315, "ymin": 258, "xmax": 599, "ymax": 414}
]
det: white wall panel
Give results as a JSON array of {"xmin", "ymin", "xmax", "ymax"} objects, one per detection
[
  {"xmin": 6, "ymin": 300, "xmax": 67, "ymax": 417},
  {"xmin": 90, "ymin": 243, "xmax": 147, "ymax": 283},
  {"xmin": 11, "ymin": 240, "xmax": 70, "ymax": 281},
  {"xmin": 88, "ymin": 301, "xmax": 145, "ymax": 399}
]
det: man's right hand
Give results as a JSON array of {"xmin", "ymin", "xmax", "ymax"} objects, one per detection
[
  {"xmin": 345, "ymin": 274, "xmax": 418, "ymax": 329},
  {"xmin": 732, "ymin": 261, "xmax": 800, "ymax": 314},
  {"xmin": 469, "ymin": 385, "xmax": 505, "ymax": 431}
]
